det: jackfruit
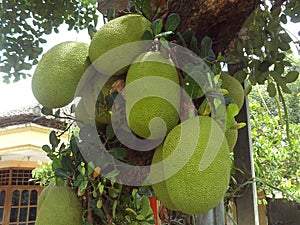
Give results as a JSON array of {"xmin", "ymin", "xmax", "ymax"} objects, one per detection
[
  {"xmin": 75, "ymin": 74, "xmax": 124, "ymax": 128},
  {"xmin": 36, "ymin": 185, "xmax": 83, "ymax": 225},
  {"xmin": 150, "ymin": 116, "xmax": 231, "ymax": 215},
  {"xmin": 125, "ymin": 51, "xmax": 180, "ymax": 139},
  {"xmin": 32, "ymin": 41, "xmax": 90, "ymax": 109},
  {"xmin": 220, "ymin": 73, "xmax": 244, "ymax": 109},
  {"xmin": 149, "ymin": 145, "xmax": 178, "ymax": 211},
  {"xmin": 37, "ymin": 182, "xmax": 55, "ymax": 210},
  {"xmin": 89, "ymin": 14, "xmax": 151, "ymax": 75}
]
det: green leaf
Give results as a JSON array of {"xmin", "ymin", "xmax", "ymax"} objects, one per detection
[
  {"xmin": 142, "ymin": 29, "xmax": 153, "ymax": 40},
  {"xmin": 267, "ymin": 82, "xmax": 277, "ymax": 97},
  {"xmin": 165, "ymin": 13, "xmax": 181, "ymax": 32},
  {"xmin": 77, "ymin": 164, "xmax": 86, "ymax": 176},
  {"xmin": 258, "ymin": 60, "xmax": 272, "ymax": 72},
  {"xmin": 190, "ymin": 35, "xmax": 198, "ymax": 53},
  {"xmin": 231, "ymin": 122, "xmax": 246, "ymax": 130},
  {"xmin": 244, "ymin": 84, "xmax": 252, "ymax": 96},
  {"xmin": 41, "ymin": 107, "xmax": 53, "ymax": 115},
  {"xmin": 54, "ymin": 168, "xmax": 69, "ymax": 179},
  {"xmin": 125, "ymin": 215, "xmax": 131, "ymax": 223},
  {"xmin": 106, "ymin": 124, "xmax": 115, "ymax": 140},
  {"xmin": 96, "ymin": 199, "xmax": 103, "ymax": 208},
  {"xmin": 87, "ymin": 161, "xmax": 95, "ymax": 176},
  {"xmin": 61, "ymin": 155, "xmax": 75, "ymax": 173},
  {"xmin": 285, "ymin": 71, "xmax": 299, "ymax": 83},
  {"xmin": 270, "ymin": 71, "xmax": 292, "ymax": 94},
  {"xmin": 140, "ymin": 0, "xmax": 152, "ymax": 19},
  {"xmin": 279, "ymin": 33, "xmax": 293, "ymax": 43},
  {"xmin": 146, "ymin": 219, "xmax": 157, "ymax": 224},
  {"xmin": 105, "ymin": 170, "xmax": 120, "ymax": 179},
  {"xmin": 54, "ymin": 109, "xmax": 61, "ymax": 117},
  {"xmin": 70, "ymin": 135, "xmax": 79, "ymax": 156},
  {"xmin": 198, "ymin": 99, "xmax": 211, "ymax": 116},
  {"xmin": 42, "ymin": 145, "xmax": 51, "ymax": 153},
  {"xmin": 108, "ymin": 187, "xmax": 121, "ymax": 198},
  {"xmin": 183, "ymin": 75, "xmax": 204, "ymax": 99},
  {"xmin": 226, "ymin": 103, "xmax": 240, "ymax": 130},
  {"xmin": 140, "ymin": 196, "xmax": 151, "ymax": 217},
  {"xmin": 80, "ymin": 180, "xmax": 89, "ymax": 193},
  {"xmin": 234, "ymin": 70, "xmax": 247, "ymax": 83},
  {"xmin": 151, "ymin": 19, "xmax": 163, "ymax": 36},
  {"xmin": 178, "ymin": 30, "xmax": 195, "ymax": 47},
  {"xmin": 126, "ymin": 208, "xmax": 137, "ymax": 216},
  {"xmin": 49, "ymin": 131, "xmax": 59, "ymax": 148},
  {"xmin": 98, "ymin": 183, "xmax": 104, "ymax": 194},
  {"xmin": 274, "ymin": 62, "xmax": 285, "ymax": 74},
  {"xmin": 136, "ymin": 214, "xmax": 145, "ymax": 221},
  {"xmin": 200, "ymin": 36, "xmax": 215, "ymax": 61},
  {"xmin": 280, "ymin": 14, "xmax": 287, "ymax": 24},
  {"xmin": 278, "ymin": 42, "xmax": 290, "ymax": 51},
  {"xmin": 21, "ymin": 62, "xmax": 32, "ymax": 70},
  {"xmin": 108, "ymin": 148, "xmax": 128, "ymax": 160}
]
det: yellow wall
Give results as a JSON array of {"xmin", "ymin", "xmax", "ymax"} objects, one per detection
[{"xmin": 0, "ymin": 123, "xmax": 68, "ymax": 166}]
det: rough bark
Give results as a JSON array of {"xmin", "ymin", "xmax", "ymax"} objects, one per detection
[
  {"xmin": 167, "ymin": 0, "xmax": 260, "ymax": 53},
  {"xmin": 97, "ymin": 0, "xmax": 261, "ymax": 53}
]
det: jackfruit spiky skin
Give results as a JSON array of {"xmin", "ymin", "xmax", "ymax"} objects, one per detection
[
  {"xmin": 125, "ymin": 51, "xmax": 180, "ymax": 139},
  {"xmin": 35, "ymin": 185, "xmax": 82, "ymax": 225},
  {"xmin": 150, "ymin": 116, "xmax": 231, "ymax": 215},
  {"xmin": 37, "ymin": 182, "xmax": 55, "ymax": 210},
  {"xmin": 220, "ymin": 73, "xmax": 244, "ymax": 109},
  {"xmin": 32, "ymin": 41, "xmax": 90, "ymax": 109},
  {"xmin": 89, "ymin": 14, "xmax": 151, "ymax": 75},
  {"xmin": 150, "ymin": 145, "xmax": 179, "ymax": 211}
]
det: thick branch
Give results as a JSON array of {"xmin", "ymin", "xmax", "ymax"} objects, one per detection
[
  {"xmin": 271, "ymin": 0, "xmax": 287, "ymax": 12},
  {"xmin": 167, "ymin": 0, "xmax": 261, "ymax": 53},
  {"xmin": 97, "ymin": 0, "xmax": 261, "ymax": 53}
]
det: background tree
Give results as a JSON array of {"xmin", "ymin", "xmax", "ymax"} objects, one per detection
[{"xmin": 249, "ymin": 76, "xmax": 300, "ymax": 201}]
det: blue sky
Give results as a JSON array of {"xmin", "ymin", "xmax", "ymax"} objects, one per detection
[{"xmin": 0, "ymin": 16, "xmax": 299, "ymax": 113}]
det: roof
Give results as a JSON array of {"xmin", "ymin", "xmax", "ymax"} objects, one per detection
[{"xmin": 0, "ymin": 105, "xmax": 68, "ymax": 130}]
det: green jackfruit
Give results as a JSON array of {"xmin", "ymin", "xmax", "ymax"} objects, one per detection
[
  {"xmin": 125, "ymin": 51, "xmax": 180, "ymax": 139},
  {"xmin": 37, "ymin": 182, "xmax": 55, "ymax": 210},
  {"xmin": 150, "ymin": 116, "xmax": 231, "ymax": 215},
  {"xmin": 75, "ymin": 74, "xmax": 124, "ymax": 128},
  {"xmin": 149, "ymin": 145, "xmax": 178, "ymax": 211},
  {"xmin": 220, "ymin": 73, "xmax": 244, "ymax": 109},
  {"xmin": 32, "ymin": 41, "xmax": 90, "ymax": 108},
  {"xmin": 89, "ymin": 14, "xmax": 151, "ymax": 75},
  {"xmin": 36, "ymin": 185, "xmax": 82, "ymax": 225}
]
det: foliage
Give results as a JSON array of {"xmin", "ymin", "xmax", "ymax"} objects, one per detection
[
  {"xmin": 249, "ymin": 80, "xmax": 300, "ymax": 201},
  {"xmin": 0, "ymin": 0, "xmax": 98, "ymax": 83},
  {"xmin": 31, "ymin": 161, "xmax": 54, "ymax": 186}
]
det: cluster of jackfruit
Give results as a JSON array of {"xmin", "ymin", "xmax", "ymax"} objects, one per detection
[{"xmin": 32, "ymin": 13, "xmax": 245, "ymax": 216}]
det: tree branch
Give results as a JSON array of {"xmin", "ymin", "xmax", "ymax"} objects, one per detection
[{"xmin": 271, "ymin": 0, "xmax": 287, "ymax": 12}]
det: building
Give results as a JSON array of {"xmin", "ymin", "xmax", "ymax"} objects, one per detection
[{"xmin": 0, "ymin": 106, "xmax": 68, "ymax": 225}]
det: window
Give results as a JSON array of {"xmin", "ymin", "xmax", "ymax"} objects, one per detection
[{"xmin": 0, "ymin": 168, "xmax": 43, "ymax": 225}]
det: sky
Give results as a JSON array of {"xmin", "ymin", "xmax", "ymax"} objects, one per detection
[{"xmin": 0, "ymin": 15, "xmax": 299, "ymax": 114}]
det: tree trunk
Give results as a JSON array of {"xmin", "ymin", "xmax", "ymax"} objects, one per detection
[
  {"xmin": 167, "ymin": 0, "xmax": 260, "ymax": 53},
  {"xmin": 97, "ymin": 0, "xmax": 260, "ymax": 53}
]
